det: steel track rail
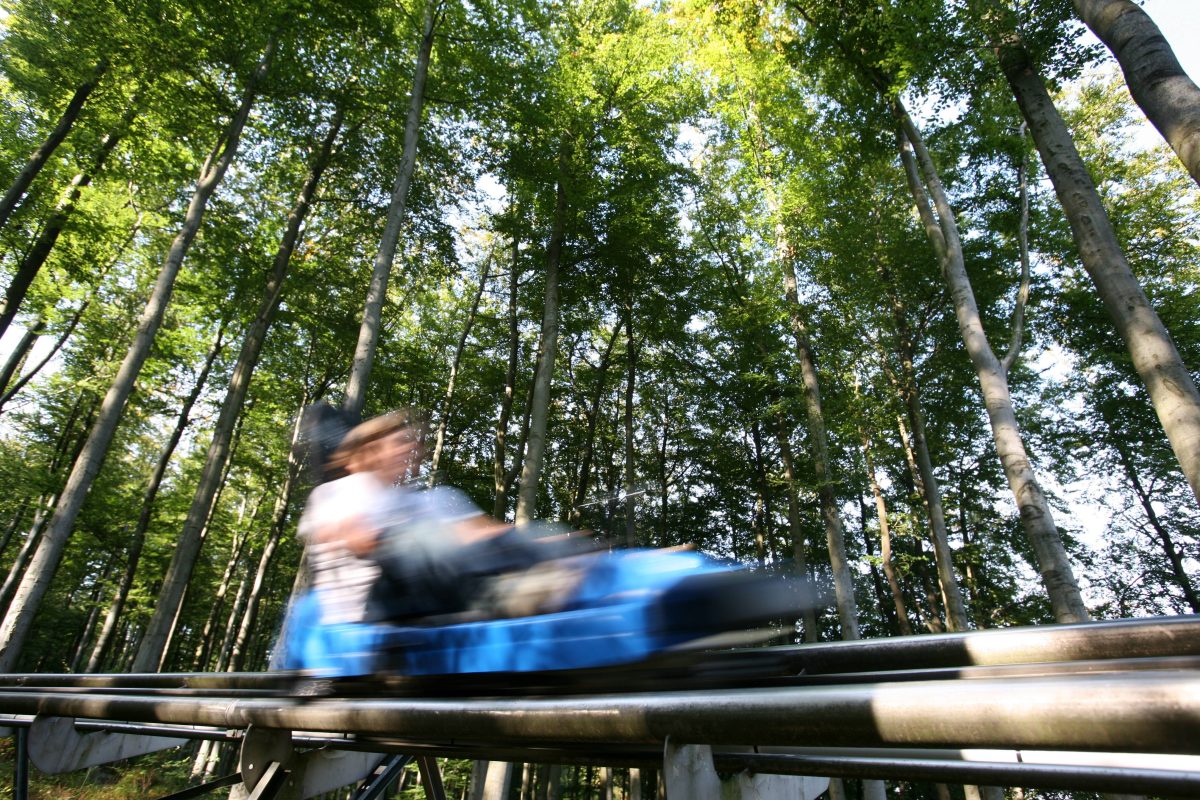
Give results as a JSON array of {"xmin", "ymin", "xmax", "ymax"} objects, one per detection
[
  {"xmin": 1, "ymin": 615, "xmax": 1197, "ymax": 696},
  {"xmin": 0, "ymin": 670, "xmax": 1196, "ymax": 753}
]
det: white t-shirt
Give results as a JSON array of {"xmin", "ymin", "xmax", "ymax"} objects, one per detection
[{"xmin": 298, "ymin": 472, "xmax": 384, "ymax": 625}]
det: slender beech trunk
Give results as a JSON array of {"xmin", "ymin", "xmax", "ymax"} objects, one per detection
[
  {"xmin": 750, "ymin": 424, "xmax": 769, "ymax": 564},
  {"xmin": 133, "ymin": 106, "xmax": 340, "ymax": 672},
  {"xmin": 192, "ymin": 528, "xmax": 250, "ymax": 671},
  {"xmin": 774, "ymin": 421, "xmax": 819, "ymax": 642},
  {"xmin": 494, "ymin": 233, "xmax": 522, "ymax": 519},
  {"xmin": 780, "ymin": 258, "xmax": 862, "ymax": 639},
  {"xmin": 344, "ymin": 0, "xmax": 439, "ymax": 417},
  {"xmin": 0, "ymin": 300, "xmax": 87, "ymax": 411},
  {"xmin": 623, "ymin": 316, "xmax": 638, "ymax": 548},
  {"xmin": 0, "ymin": 98, "xmax": 138, "ymax": 338},
  {"xmin": 0, "ymin": 61, "xmax": 107, "ymax": 233},
  {"xmin": 859, "ymin": 423, "xmax": 914, "ymax": 635},
  {"xmin": 430, "ymin": 251, "xmax": 492, "ymax": 483},
  {"xmin": 0, "ymin": 43, "xmax": 272, "ymax": 672},
  {"xmin": 570, "ymin": 324, "xmax": 623, "ymax": 524},
  {"xmin": 1, "ymin": 220, "xmax": 137, "ymax": 412},
  {"xmin": 0, "ymin": 393, "xmax": 96, "ymax": 618},
  {"xmin": 0, "ymin": 320, "xmax": 42, "ymax": 397},
  {"xmin": 996, "ymin": 39, "xmax": 1200, "ymax": 513},
  {"xmin": 85, "ymin": 325, "xmax": 226, "ymax": 672},
  {"xmin": 227, "ymin": 409, "xmax": 306, "ymax": 672},
  {"xmin": 1071, "ymin": 0, "xmax": 1200, "ymax": 187},
  {"xmin": 895, "ymin": 101, "xmax": 1088, "ymax": 624},
  {"xmin": 896, "ymin": 355, "xmax": 968, "ymax": 631},
  {"xmin": 1110, "ymin": 434, "xmax": 1200, "ymax": 611},
  {"xmin": 516, "ymin": 157, "xmax": 569, "ymax": 525}
]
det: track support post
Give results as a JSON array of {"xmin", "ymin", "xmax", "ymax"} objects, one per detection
[
  {"xmin": 232, "ymin": 726, "xmax": 386, "ymax": 800},
  {"xmin": 664, "ymin": 739, "xmax": 829, "ymax": 800},
  {"xmin": 27, "ymin": 715, "xmax": 187, "ymax": 774}
]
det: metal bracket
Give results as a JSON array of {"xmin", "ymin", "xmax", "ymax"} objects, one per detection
[
  {"xmin": 232, "ymin": 726, "xmax": 387, "ymax": 800},
  {"xmin": 664, "ymin": 738, "xmax": 829, "ymax": 800},
  {"xmin": 27, "ymin": 715, "xmax": 187, "ymax": 774}
]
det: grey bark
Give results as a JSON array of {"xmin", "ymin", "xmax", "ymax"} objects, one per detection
[
  {"xmin": 570, "ymin": 324, "xmax": 623, "ymax": 524},
  {"xmin": 623, "ymin": 317, "xmax": 638, "ymax": 548},
  {"xmin": 1071, "ymin": 0, "xmax": 1200, "ymax": 187},
  {"xmin": 0, "ymin": 42, "xmax": 271, "ymax": 672},
  {"xmin": 132, "ymin": 104, "xmax": 340, "ymax": 672},
  {"xmin": 344, "ymin": 0, "xmax": 439, "ymax": 417},
  {"xmin": 0, "ymin": 320, "xmax": 42, "ymax": 397},
  {"xmin": 1001, "ymin": 132, "xmax": 1031, "ymax": 375},
  {"xmin": 191, "ymin": 527, "xmax": 249, "ymax": 672},
  {"xmin": 493, "ymin": 233, "xmax": 522, "ymax": 518},
  {"xmin": 895, "ymin": 100, "xmax": 1088, "ymax": 624},
  {"xmin": 515, "ymin": 161, "xmax": 568, "ymax": 525},
  {"xmin": 774, "ymin": 420, "xmax": 819, "ymax": 642},
  {"xmin": 997, "ymin": 39, "xmax": 1200, "ymax": 514},
  {"xmin": 781, "ymin": 258, "xmax": 861, "ymax": 639},
  {"xmin": 859, "ymin": 422, "xmax": 914, "ymax": 636},
  {"xmin": 430, "ymin": 250, "xmax": 492, "ymax": 483},
  {"xmin": 228, "ymin": 408, "xmax": 306, "ymax": 672},
  {"xmin": 1, "ymin": 217, "xmax": 138, "ymax": 412},
  {"xmin": 0, "ymin": 300, "xmax": 87, "ymax": 412},
  {"xmin": 0, "ymin": 97, "xmax": 137, "ymax": 339},
  {"xmin": 892, "ymin": 342, "xmax": 969, "ymax": 632},
  {"xmin": 85, "ymin": 323, "xmax": 226, "ymax": 673},
  {"xmin": 1109, "ymin": 430, "xmax": 1200, "ymax": 611},
  {"xmin": 0, "ymin": 61, "xmax": 106, "ymax": 233}
]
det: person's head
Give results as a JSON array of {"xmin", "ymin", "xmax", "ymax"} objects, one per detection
[
  {"xmin": 299, "ymin": 402, "xmax": 359, "ymax": 483},
  {"xmin": 332, "ymin": 408, "xmax": 426, "ymax": 482}
]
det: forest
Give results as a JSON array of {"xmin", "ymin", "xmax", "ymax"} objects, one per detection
[{"xmin": 0, "ymin": 0, "xmax": 1197, "ymax": 750}]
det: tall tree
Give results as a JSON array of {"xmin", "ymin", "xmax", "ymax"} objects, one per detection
[{"xmin": 0, "ymin": 38, "xmax": 273, "ymax": 672}]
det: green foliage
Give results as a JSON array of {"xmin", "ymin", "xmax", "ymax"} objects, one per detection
[{"xmin": 0, "ymin": 0, "xmax": 1196, "ymax": 688}]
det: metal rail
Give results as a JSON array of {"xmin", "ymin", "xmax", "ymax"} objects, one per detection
[
  {"xmin": 2, "ymin": 615, "xmax": 1198, "ymax": 797},
  {"xmin": 0, "ymin": 670, "xmax": 1196, "ymax": 752},
  {"xmin": 0, "ymin": 615, "xmax": 1195, "ymax": 695}
]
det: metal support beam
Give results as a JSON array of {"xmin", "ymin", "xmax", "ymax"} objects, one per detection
[
  {"xmin": 417, "ymin": 755, "xmax": 446, "ymax": 800},
  {"xmin": 233, "ymin": 726, "xmax": 387, "ymax": 800},
  {"xmin": 663, "ymin": 740, "xmax": 828, "ymax": 800},
  {"xmin": 155, "ymin": 772, "xmax": 242, "ymax": 800},
  {"xmin": 27, "ymin": 715, "xmax": 187, "ymax": 774},
  {"xmin": 13, "ymin": 725, "xmax": 28, "ymax": 800},
  {"xmin": 350, "ymin": 754, "xmax": 412, "ymax": 800}
]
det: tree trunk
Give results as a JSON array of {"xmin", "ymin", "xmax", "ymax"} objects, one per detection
[
  {"xmin": 1071, "ymin": 0, "xmax": 1200, "ymax": 187},
  {"xmin": 0, "ymin": 43, "xmax": 272, "ymax": 672},
  {"xmin": 775, "ymin": 421, "xmax": 819, "ymax": 642},
  {"xmin": 430, "ymin": 249, "xmax": 492, "ymax": 482},
  {"xmin": 494, "ymin": 230, "xmax": 523, "ymax": 520},
  {"xmin": 0, "ymin": 61, "xmax": 107, "ymax": 233},
  {"xmin": 895, "ymin": 101, "xmax": 1089, "ymax": 624},
  {"xmin": 623, "ymin": 316, "xmax": 638, "ymax": 548},
  {"xmin": 0, "ymin": 393, "xmax": 96, "ymax": 618},
  {"xmin": 132, "ymin": 106, "xmax": 339, "ymax": 672},
  {"xmin": 859, "ymin": 423, "xmax": 914, "ymax": 635},
  {"xmin": 0, "ymin": 300, "xmax": 88, "ymax": 412},
  {"xmin": 191, "ymin": 528, "xmax": 250, "ymax": 671},
  {"xmin": 882, "ymin": 274, "xmax": 970, "ymax": 631},
  {"xmin": 228, "ymin": 409, "xmax": 306, "ymax": 672},
  {"xmin": 1110, "ymin": 432, "xmax": 1200, "ymax": 611},
  {"xmin": 0, "ymin": 98, "xmax": 137, "ymax": 339},
  {"xmin": 997, "ymin": 38, "xmax": 1200, "ymax": 513},
  {"xmin": 781, "ymin": 258, "xmax": 862, "ymax": 639},
  {"xmin": 0, "ymin": 320, "xmax": 43, "ymax": 397},
  {"xmin": 570, "ymin": 324, "xmax": 622, "ymax": 524},
  {"xmin": 516, "ymin": 155, "xmax": 569, "ymax": 525},
  {"xmin": 344, "ymin": 0, "xmax": 438, "ymax": 417},
  {"xmin": 85, "ymin": 324, "xmax": 225, "ymax": 672}
]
